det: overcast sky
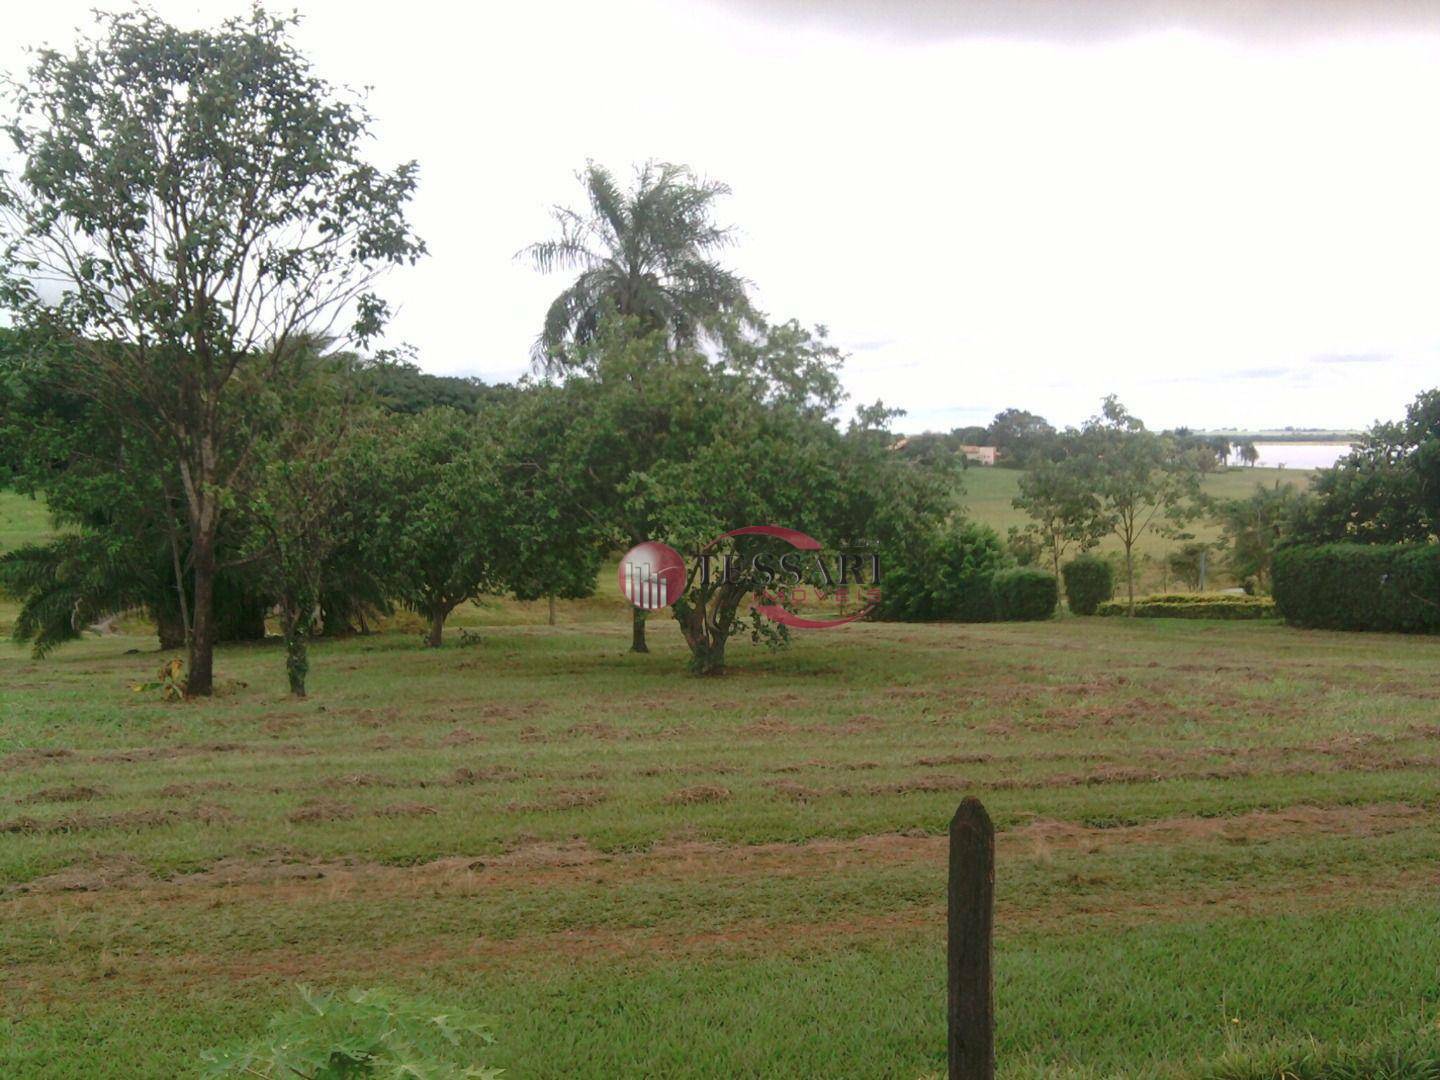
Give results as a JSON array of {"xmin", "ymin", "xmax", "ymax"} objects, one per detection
[{"xmin": 4, "ymin": 1, "xmax": 1439, "ymax": 433}]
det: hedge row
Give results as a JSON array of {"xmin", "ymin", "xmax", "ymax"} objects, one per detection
[
  {"xmin": 1096, "ymin": 593, "xmax": 1277, "ymax": 619},
  {"xmin": 1061, "ymin": 554, "xmax": 1114, "ymax": 615},
  {"xmin": 873, "ymin": 522, "xmax": 1058, "ymax": 622},
  {"xmin": 1272, "ymin": 543, "xmax": 1440, "ymax": 632},
  {"xmin": 992, "ymin": 568, "xmax": 1058, "ymax": 621}
]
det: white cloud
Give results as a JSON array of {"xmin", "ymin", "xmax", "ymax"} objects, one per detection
[{"xmin": 3, "ymin": 1, "xmax": 1438, "ymax": 432}]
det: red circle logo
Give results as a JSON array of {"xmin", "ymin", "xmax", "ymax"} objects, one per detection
[{"xmin": 618, "ymin": 541, "xmax": 685, "ymax": 610}]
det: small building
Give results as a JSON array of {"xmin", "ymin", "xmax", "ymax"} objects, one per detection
[{"xmin": 960, "ymin": 445, "xmax": 997, "ymax": 466}]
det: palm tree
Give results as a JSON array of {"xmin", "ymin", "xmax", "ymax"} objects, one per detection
[
  {"xmin": 521, "ymin": 161, "xmax": 754, "ymax": 373},
  {"xmin": 523, "ymin": 161, "xmax": 755, "ymax": 654}
]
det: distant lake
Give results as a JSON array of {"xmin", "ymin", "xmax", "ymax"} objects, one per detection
[{"xmin": 1247, "ymin": 442, "xmax": 1355, "ymax": 470}]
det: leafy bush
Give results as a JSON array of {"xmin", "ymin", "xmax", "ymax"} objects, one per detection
[
  {"xmin": 201, "ymin": 986, "xmax": 501, "ymax": 1079},
  {"xmin": 1096, "ymin": 593, "xmax": 1277, "ymax": 619},
  {"xmin": 874, "ymin": 521, "xmax": 1008, "ymax": 622},
  {"xmin": 1061, "ymin": 554, "xmax": 1114, "ymax": 615},
  {"xmin": 1272, "ymin": 543, "xmax": 1440, "ymax": 633},
  {"xmin": 991, "ymin": 567, "xmax": 1058, "ymax": 621}
]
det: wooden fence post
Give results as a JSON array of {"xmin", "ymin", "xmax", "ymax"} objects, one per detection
[{"xmin": 948, "ymin": 796, "xmax": 995, "ymax": 1080}]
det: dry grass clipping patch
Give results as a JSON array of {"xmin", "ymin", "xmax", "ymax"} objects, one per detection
[
  {"xmin": 664, "ymin": 784, "xmax": 732, "ymax": 806},
  {"xmin": 17, "ymin": 784, "xmax": 106, "ymax": 805},
  {"xmin": 286, "ymin": 800, "xmax": 356, "ymax": 824}
]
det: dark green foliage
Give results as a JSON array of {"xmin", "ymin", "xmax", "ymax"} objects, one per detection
[
  {"xmin": 0, "ymin": 535, "xmax": 158, "ymax": 657},
  {"xmin": 201, "ymin": 986, "xmax": 500, "ymax": 1079},
  {"xmin": 1062, "ymin": 554, "xmax": 1114, "ymax": 615},
  {"xmin": 350, "ymin": 357, "xmax": 496, "ymax": 416},
  {"xmin": 523, "ymin": 160, "xmax": 755, "ymax": 372},
  {"xmin": 991, "ymin": 567, "xmax": 1057, "ymax": 621},
  {"xmin": 874, "ymin": 521, "xmax": 1008, "ymax": 622},
  {"xmin": 1096, "ymin": 593, "xmax": 1277, "ymax": 619},
  {"xmin": 1166, "ymin": 540, "xmax": 1219, "ymax": 591},
  {"xmin": 1272, "ymin": 543, "xmax": 1440, "ymax": 633},
  {"xmin": 1212, "ymin": 480, "xmax": 1307, "ymax": 591},
  {"xmin": 987, "ymin": 407, "xmax": 1056, "ymax": 467},
  {"xmin": 0, "ymin": 8, "xmax": 423, "ymax": 695},
  {"xmin": 1288, "ymin": 388, "xmax": 1439, "ymax": 546}
]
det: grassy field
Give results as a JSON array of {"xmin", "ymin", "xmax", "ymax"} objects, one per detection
[
  {"xmin": 960, "ymin": 466, "xmax": 1311, "ymax": 593},
  {"xmin": 5, "ymin": 477, "xmax": 1439, "ymax": 1078},
  {"xmin": 4, "ymin": 604, "xmax": 1439, "ymax": 1076}
]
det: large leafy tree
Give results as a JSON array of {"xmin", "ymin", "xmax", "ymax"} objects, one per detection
[
  {"xmin": 0, "ymin": 8, "xmax": 423, "ymax": 695},
  {"xmin": 1212, "ymin": 480, "xmax": 1306, "ymax": 592},
  {"xmin": 522, "ymin": 160, "xmax": 755, "ymax": 651},
  {"xmin": 375, "ymin": 408, "xmax": 506, "ymax": 648},
  {"xmin": 1012, "ymin": 454, "xmax": 1104, "ymax": 579},
  {"xmin": 1080, "ymin": 397, "xmax": 1202, "ymax": 611},
  {"xmin": 570, "ymin": 315, "xmax": 952, "ymax": 674},
  {"xmin": 239, "ymin": 387, "xmax": 386, "ymax": 697},
  {"xmin": 987, "ymin": 408, "xmax": 1056, "ymax": 467},
  {"xmin": 1291, "ymin": 389, "xmax": 1440, "ymax": 545}
]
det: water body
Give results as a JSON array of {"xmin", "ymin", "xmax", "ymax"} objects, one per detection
[{"xmin": 1246, "ymin": 442, "xmax": 1355, "ymax": 470}]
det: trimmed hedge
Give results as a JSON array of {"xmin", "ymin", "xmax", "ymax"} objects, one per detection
[
  {"xmin": 1272, "ymin": 543, "xmax": 1440, "ymax": 632},
  {"xmin": 1096, "ymin": 593, "xmax": 1277, "ymax": 620},
  {"xmin": 992, "ymin": 568, "xmax": 1058, "ymax": 621},
  {"xmin": 1061, "ymin": 554, "xmax": 1114, "ymax": 615},
  {"xmin": 873, "ymin": 521, "xmax": 1008, "ymax": 622}
]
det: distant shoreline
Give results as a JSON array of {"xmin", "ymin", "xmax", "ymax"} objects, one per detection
[{"xmin": 1197, "ymin": 434, "xmax": 1361, "ymax": 444}]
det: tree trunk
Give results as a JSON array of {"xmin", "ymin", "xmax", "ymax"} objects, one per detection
[
  {"xmin": 187, "ymin": 533, "xmax": 217, "ymax": 696},
  {"xmin": 426, "ymin": 606, "xmax": 448, "ymax": 648},
  {"xmin": 1124, "ymin": 545, "xmax": 1136, "ymax": 615},
  {"xmin": 689, "ymin": 637, "xmax": 727, "ymax": 676},
  {"xmin": 281, "ymin": 605, "xmax": 308, "ymax": 698},
  {"xmin": 630, "ymin": 605, "xmax": 648, "ymax": 653},
  {"xmin": 155, "ymin": 608, "xmax": 186, "ymax": 651},
  {"xmin": 548, "ymin": 594, "xmax": 557, "ymax": 626}
]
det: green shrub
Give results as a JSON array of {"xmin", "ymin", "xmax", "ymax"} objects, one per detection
[
  {"xmin": 875, "ymin": 521, "xmax": 1008, "ymax": 622},
  {"xmin": 201, "ymin": 986, "xmax": 501, "ymax": 1079},
  {"xmin": 1061, "ymin": 554, "xmax": 1114, "ymax": 615},
  {"xmin": 992, "ymin": 567, "xmax": 1058, "ymax": 621},
  {"xmin": 1272, "ymin": 542, "xmax": 1440, "ymax": 633},
  {"xmin": 1096, "ymin": 593, "xmax": 1277, "ymax": 619}
]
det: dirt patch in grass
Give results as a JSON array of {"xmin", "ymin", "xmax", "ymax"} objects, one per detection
[
  {"xmin": 285, "ymin": 800, "xmax": 356, "ymax": 824},
  {"xmin": 738, "ymin": 717, "xmax": 801, "ymax": 737},
  {"xmin": 157, "ymin": 780, "xmax": 237, "ymax": 798},
  {"xmin": 663, "ymin": 784, "xmax": 731, "ymax": 806},
  {"xmin": 565, "ymin": 721, "xmax": 621, "ymax": 740},
  {"xmin": 445, "ymin": 764, "xmax": 523, "ymax": 785},
  {"xmin": 374, "ymin": 802, "xmax": 438, "ymax": 818},
  {"xmin": 322, "ymin": 772, "xmax": 398, "ymax": 789},
  {"xmin": 1, "ymin": 808, "xmax": 179, "ymax": 834},
  {"xmin": 438, "ymin": 726, "xmax": 480, "ymax": 746},
  {"xmin": 17, "ymin": 784, "xmax": 106, "ymax": 805},
  {"xmin": 13, "ymin": 867, "xmax": 1434, "ymax": 994},
  {"xmin": 1, "ymin": 747, "xmax": 74, "ymax": 770},
  {"xmin": 6, "ymin": 854, "xmax": 152, "ymax": 893},
  {"xmin": 768, "ymin": 780, "xmax": 823, "ymax": 802},
  {"xmin": 367, "ymin": 734, "xmax": 424, "ymax": 751},
  {"xmin": 10, "ymin": 802, "xmax": 1425, "ymax": 902},
  {"xmin": 913, "ymin": 753, "xmax": 992, "ymax": 767},
  {"xmin": 636, "ymin": 762, "xmax": 740, "ymax": 777},
  {"xmin": 505, "ymin": 787, "xmax": 608, "ymax": 813}
]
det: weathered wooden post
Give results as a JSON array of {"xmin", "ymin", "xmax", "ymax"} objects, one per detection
[{"xmin": 948, "ymin": 796, "xmax": 995, "ymax": 1080}]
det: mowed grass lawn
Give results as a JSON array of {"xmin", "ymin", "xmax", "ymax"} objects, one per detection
[{"xmin": 3, "ymin": 606, "xmax": 1439, "ymax": 1077}]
